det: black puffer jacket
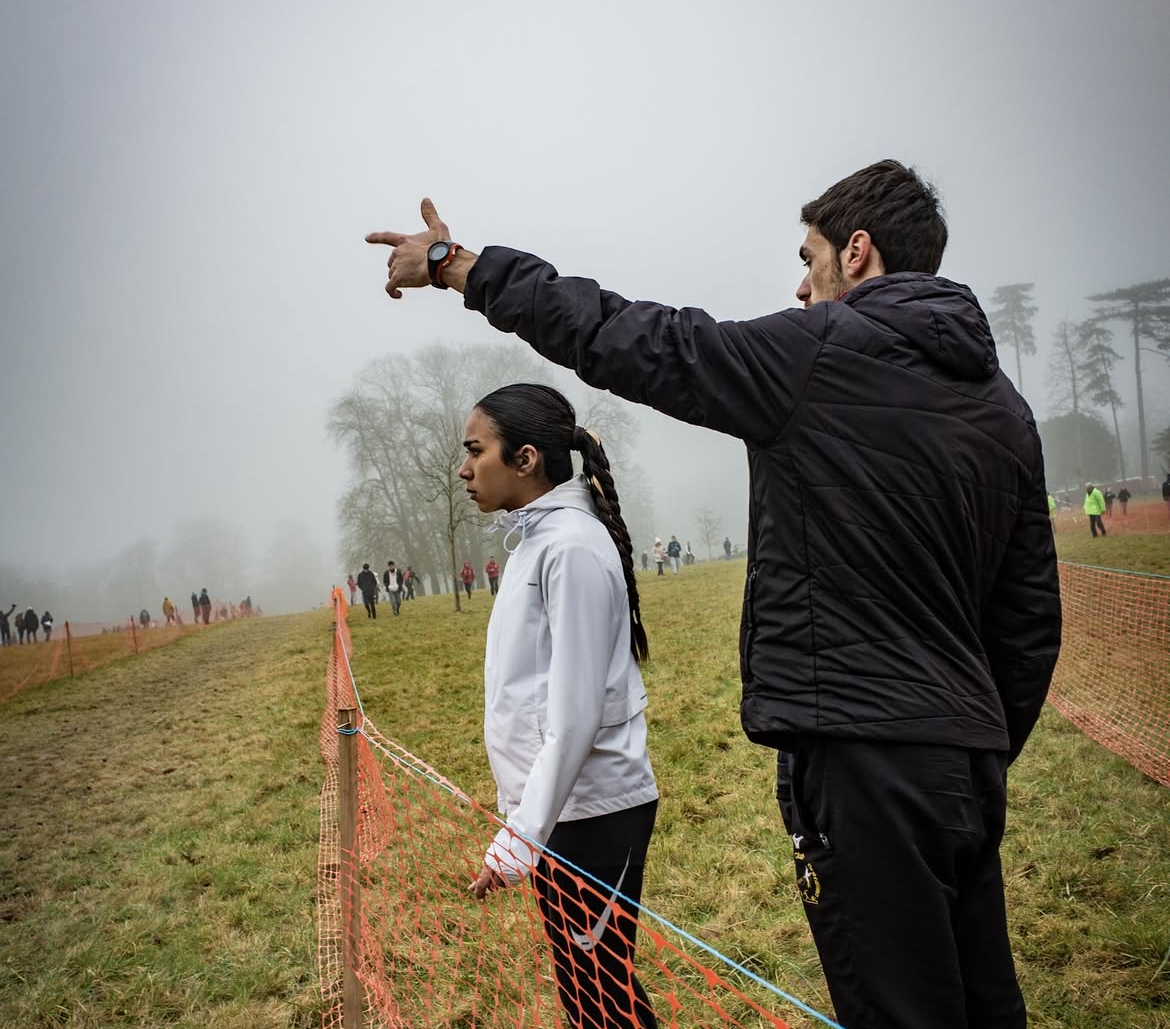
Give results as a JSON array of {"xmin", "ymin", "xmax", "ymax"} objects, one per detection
[{"xmin": 465, "ymin": 249, "xmax": 1062, "ymax": 759}]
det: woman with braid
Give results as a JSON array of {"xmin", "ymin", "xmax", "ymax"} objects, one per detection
[{"xmin": 461, "ymin": 383, "xmax": 658, "ymax": 1029}]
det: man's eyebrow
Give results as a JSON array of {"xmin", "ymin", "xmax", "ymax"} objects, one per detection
[
  {"xmin": 798, "ymin": 245, "xmax": 810, "ymax": 262},
  {"xmin": 462, "ymin": 437, "xmax": 479, "ymax": 449}
]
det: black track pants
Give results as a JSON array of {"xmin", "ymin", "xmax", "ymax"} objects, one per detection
[
  {"xmin": 534, "ymin": 800, "xmax": 658, "ymax": 1029},
  {"xmin": 776, "ymin": 742, "xmax": 1024, "ymax": 1029}
]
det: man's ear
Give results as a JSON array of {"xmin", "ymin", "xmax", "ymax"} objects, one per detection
[{"xmin": 843, "ymin": 230, "xmax": 885, "ymax": 282}]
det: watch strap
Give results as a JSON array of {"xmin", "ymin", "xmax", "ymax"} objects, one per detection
[
  {"xmin": 435, "ymin": 243, "xmax": 463, "ymax": 289},
  {"xmin": 427, "ymin": 241, "xmax": 462, "ymax": 289}
]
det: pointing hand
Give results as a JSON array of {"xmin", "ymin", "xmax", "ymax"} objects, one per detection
[{"xmin": 365, "ymin": 198, "xmax": 450, "ymax": 299}]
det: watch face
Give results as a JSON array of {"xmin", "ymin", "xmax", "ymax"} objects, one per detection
[{"xmin": 427, "ymin": 241, "xmax": 450, "ymax": 262}]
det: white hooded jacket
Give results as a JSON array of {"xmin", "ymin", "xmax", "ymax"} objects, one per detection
[{"xmin": 482, "ymin": 475, "xmax": 658, "ymax": 883}]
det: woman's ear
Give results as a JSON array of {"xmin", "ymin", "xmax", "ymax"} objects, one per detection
[{"xmin": 515, "ymin": 444, "xmax": 540, "ymax": 478}]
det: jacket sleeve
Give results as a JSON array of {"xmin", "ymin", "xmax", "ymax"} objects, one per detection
[
  {"xmin": 981, "ymin": 452, "xmax": 1063, "ymax": 763},
  {"xmin": 502, "ymin": 541, "xmax": 621, "ymax": 850},
  {"xmin": 464, "ymin": 246, "xmax": 826, "ymax": 445}
]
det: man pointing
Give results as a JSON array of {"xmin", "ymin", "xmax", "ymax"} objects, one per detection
[{"xmin": 367, "ymin": 160, "xmax": 1062, "ymax": 1029}]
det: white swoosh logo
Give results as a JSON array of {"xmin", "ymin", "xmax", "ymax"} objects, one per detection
[{"xmin": 570, "ymin": 852, "xmax": 630, "ymax": 952}]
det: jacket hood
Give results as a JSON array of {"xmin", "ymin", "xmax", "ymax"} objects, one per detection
[
  {"xmin": 522, "ymin": 474, "xmax": 597, "ymax": 516},
  {"xmin": 490, "ymin": 475, "xmax": 598, "ymax": 550},
  {"xmin": 844, "ymin": 272, "xmax": 999, "ymax": 381}
]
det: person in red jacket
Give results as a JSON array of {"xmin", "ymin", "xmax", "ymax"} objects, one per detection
[
  {"xmin": 485, "ymin": 556, "xmax": 500, "ymax": 595},
  {"xmin": 459, "ymin": 560, "xmax": 475, "ymax": 600}
]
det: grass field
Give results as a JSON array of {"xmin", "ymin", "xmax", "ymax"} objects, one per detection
[
  {"xmin": 1056, "ymin": 536, "xmax": 1170, "ymax": 578},
  {"xmin": 1, "ymin": 538, "xmax": 1168, "ymax": 1028},
  {"xmin": 0, "ymin": 623, "xmax": 205, "ymax": 705}
]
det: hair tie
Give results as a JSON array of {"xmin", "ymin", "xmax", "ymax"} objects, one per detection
[{"xmin": 572, "ymin": 426, "xmax": 601, "ymax": 451}]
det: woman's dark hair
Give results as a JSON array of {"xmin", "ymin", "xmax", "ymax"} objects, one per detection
[{"xmin": 475, "ymin": 383, "xmax": 649, "ymax": 663}]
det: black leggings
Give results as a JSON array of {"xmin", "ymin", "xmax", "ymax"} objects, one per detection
[{"xmin": 534, "ymin": 800, "xmax": 658, "ymax": 1029}]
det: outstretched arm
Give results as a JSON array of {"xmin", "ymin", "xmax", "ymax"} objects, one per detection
[{"xmin": 366, "ymin": 199, "xmax": 824, "ymax": 443}]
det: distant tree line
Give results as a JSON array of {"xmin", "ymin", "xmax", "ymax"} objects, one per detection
[
  {"xmin": 988, "ymin": 278, "xmax": 1170, "ymax": 488},
  {"xmin": 0, "ymin": 516, "xmax": 328, "ymax": 624}
]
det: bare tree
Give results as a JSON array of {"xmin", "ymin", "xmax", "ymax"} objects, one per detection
[
  {"xmin": 1046, "ymin": 320, "xmax": 1086, "ymax": 476},
  {"xmin": 330, "ymin": 342, "xmax": 544, "ymax": 611},
  {"xmin": 330, "ymin": 344, "xmax": 658, "ymax": 610},
  {"xmin": 329, "ymin": 369, "xmax": 442, "ymax": 583},
  {"xmin": 694, "ymin": 507, "xmax": 723, "ymax": 561},
  {"xmin": 1046, "ymin": 320, "xmax": 1083, "ymax": 417},
  {"xmin": 1077, "ymin": 319, "xmax": 1126, "ymax": 484},
  {"xmin": 988, "ymin": 283, "xmax": 1037, "ymax": 393},
  {"xmin": 1085, "ymin": 278, "xmax": 1170, "ymax": 483}
]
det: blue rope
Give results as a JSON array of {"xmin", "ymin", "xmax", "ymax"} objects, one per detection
[
  {"xmin": 357, "ymin": 729, "xmax": 843, "ymax": 1029},
  {"xmin": 538, "ymin": 836, "xmax": 847, "ymax": 1029},
  {"xmin": 337, "ymin": 597, "xmax": 840, "ymax": 1027}
]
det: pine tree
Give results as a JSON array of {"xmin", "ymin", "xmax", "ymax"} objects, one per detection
[
  {"xmin": 1077, "ymin": 319, "xmax": 1126, "ymax": 484},
  {"xmin": 1085, "ymin": 279, "xmax": 1170, "ymax": 482}
]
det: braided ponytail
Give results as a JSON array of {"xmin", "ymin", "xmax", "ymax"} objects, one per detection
[{"xmin": 573, "ymin": 429, "xmax": 650, "ymax": 664}]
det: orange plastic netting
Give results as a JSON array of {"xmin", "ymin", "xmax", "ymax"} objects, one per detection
[
  {"xmin": 1048, "ymin": 563, "xmax": 1170, "ymax": 786},
  {"xmin": 317, "ymin": 558, "xmax": 1170, "ymax": 1028},
  {"xmin": 317, "ymin": 589, "xmax": 825, "ymax": 1029},
  {"xmin": 0, "ymin": 618, "xmax": 201, "ymax": 704}
]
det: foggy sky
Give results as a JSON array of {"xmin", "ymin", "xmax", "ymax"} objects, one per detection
[{"xmin": 3, "ymin": 0, "xmax": 1169, "ymax": 591}]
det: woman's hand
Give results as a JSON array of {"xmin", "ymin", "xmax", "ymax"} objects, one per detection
[{"xmin": 469, "ymin": 863, "xmax": 507, "ymax": 900}]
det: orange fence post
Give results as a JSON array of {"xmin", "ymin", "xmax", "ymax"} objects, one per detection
[
  {"xmin": 338, "ymin": 707, "xmax": 363, "ymax": 1029},
  {"xmin": 65, "ymin": 621, "xmax": 74, "ymax": 678}
]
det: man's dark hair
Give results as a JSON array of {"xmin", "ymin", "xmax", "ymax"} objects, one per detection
[{"xmin": 801, "ymin": 159, "xmax": 948, "ymax": 275}]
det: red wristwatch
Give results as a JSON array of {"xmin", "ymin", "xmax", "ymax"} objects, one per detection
[{"xmin": 426, "ymin": 240, "xmax": 463, "ymax": 289}]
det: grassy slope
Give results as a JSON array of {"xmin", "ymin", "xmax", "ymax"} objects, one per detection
[
  {"xmin": 1, "ymin": 537, "xmax": 1167, "ymax": 1028},
  {"xmin": 1055, "ymin": 533, "xmax": 1170, "ymax": 577},
  {"xmin": 0, "ymin": 614, "xmax": 330, "ymax": 1029}
]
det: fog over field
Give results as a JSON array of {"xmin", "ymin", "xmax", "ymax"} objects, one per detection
[{"xmin": 2, "ymin": 0, "xmax": 1168, "ymax": 619}]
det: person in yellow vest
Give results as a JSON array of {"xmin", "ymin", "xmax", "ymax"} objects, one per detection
[
  {"xmin": 1084, "ymin": 482, "xmax": 1107, "ymax": 538},
  {"xmin": 162, "ymin": 597, "xmax": 176, "ymax": 625},
  {"xmin": 1047, "ymin": 493, "xmax": 1056, "ymax": 518}
]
